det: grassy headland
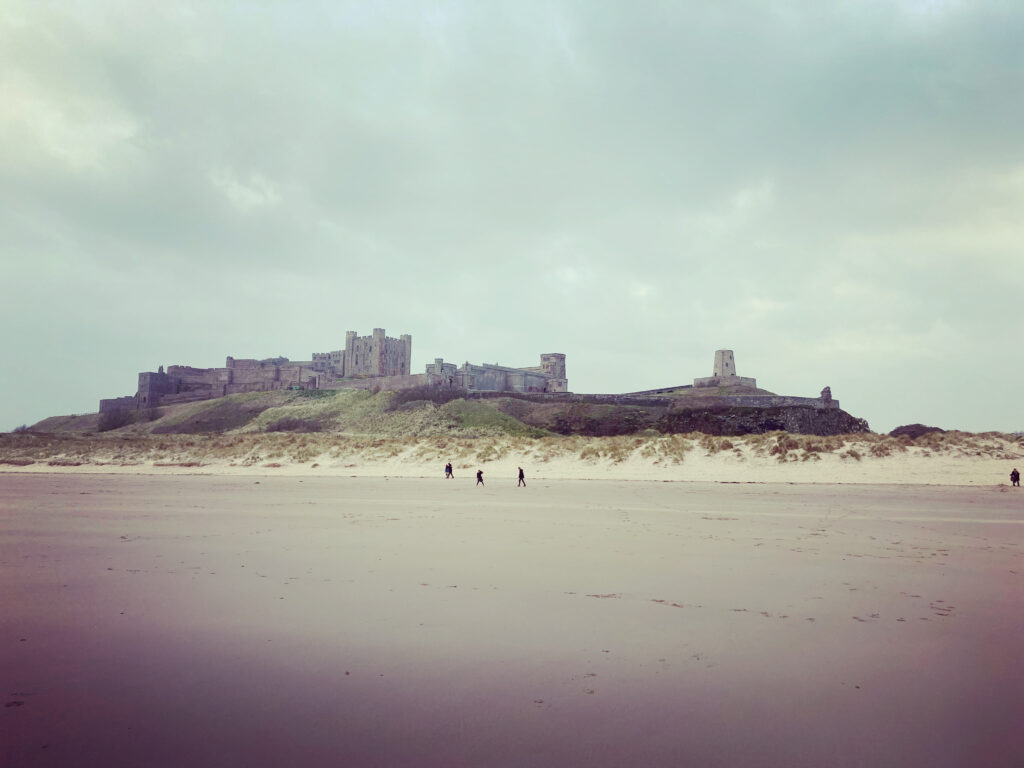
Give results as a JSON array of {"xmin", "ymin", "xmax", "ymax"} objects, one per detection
[{"xmin": 3, "ymin": 389, "xmax": 1022, "ymax": 477}]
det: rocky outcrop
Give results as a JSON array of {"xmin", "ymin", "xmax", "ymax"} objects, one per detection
[
  {"xmin": 487, "ymin": 394, "xmax": 871, "ymax": 437},
  {"xmin": 656, "ymin": 405, "xmax": 869, "ymax": 437}
]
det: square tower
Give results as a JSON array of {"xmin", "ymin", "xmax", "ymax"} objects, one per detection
[{"xmin": 713, "ymin": 350, "xmax": 736, "ymax": 378}]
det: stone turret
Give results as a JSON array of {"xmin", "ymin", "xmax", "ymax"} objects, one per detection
[
  {"xmin": 540, "ymin": 353, "xmax": 566, "ymax": 379},
  {"xmin": 540, "ymin": 353, "xmax": 568, "ymax": 392},
  {"xmin": 713, "ymin": 350, "xmax": 736, "ymax": 377},
  {"xmin": 694, "ymin": 349, "xmax": 757, "ymax": 388}
]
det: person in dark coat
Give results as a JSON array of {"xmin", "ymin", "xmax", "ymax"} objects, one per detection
[
  {"xmin": 476, "ymin": 469, "xmax": 484, "ymax": 486},
  {"xmin": 445, "ymin": 462, "xmax": 453, "ymax": 479},
  {"xmin": 518, "ymin": 467, "xmax": 526, "ymax": 487},
  {"xmin": 1012, "ymin": 468, "xmax": 1020, "ymax": 487}
]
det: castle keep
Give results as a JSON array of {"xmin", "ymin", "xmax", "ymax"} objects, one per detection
[
  {"xmin": 99, "ymin": 329, "xmax": 569, "ymax": 412},
  {"xmin": 311, "ymin": 329, "xmax": 411, "ymax": 378}
]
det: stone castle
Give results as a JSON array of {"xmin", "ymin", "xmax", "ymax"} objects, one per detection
[
  {"xmin": 100, "ymin": 328, "xmax": 568, "ymax": 412},
  {"xmin": 99, "ymin": 336, "xmax": 840, "ymax": 417}
]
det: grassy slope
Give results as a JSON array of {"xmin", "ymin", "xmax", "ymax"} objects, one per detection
[
  {"xmin": 4, "ymin": 390, "xmax": 1022, "ymax": 468},
  {"xmin": 24, "ymin": 388, "xmax": 856, "ymax": 439}
]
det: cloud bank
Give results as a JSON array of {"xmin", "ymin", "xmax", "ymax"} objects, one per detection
[{"xmin": 3, "ymin": 1, "xmax": 1021, "ymax": 432}]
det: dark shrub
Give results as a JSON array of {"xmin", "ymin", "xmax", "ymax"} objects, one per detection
[
  {"xmin": 297, "ymin": 390, "xmax": 333, "ymax": 398},
  {"xmin": 889, "ymin": 424, "xmax": 945, "ymax": 440},
  {"xmin": 264, "ymin": 417, "xmax": 324, "ymax": 433},
  {"xmin": 387, "ymin": 385, "xmax": 469, "ymax": 411}
]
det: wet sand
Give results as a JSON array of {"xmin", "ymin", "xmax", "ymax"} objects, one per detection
[{"xmin": 2, "ymin": 474, "xmax": 1022, "ymax": 767}]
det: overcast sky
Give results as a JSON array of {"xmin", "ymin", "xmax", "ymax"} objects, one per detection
[{"xmin": 3, "ymin": 1, "xmax": 1022, "ymax": 433}]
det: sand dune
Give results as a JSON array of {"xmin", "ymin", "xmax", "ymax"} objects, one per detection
[{"xmin": 2, "ymin": 431, "xmax": 1022, "ymax": 486}]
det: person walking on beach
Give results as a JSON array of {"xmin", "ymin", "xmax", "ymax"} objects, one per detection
[
  {"xmin": 1012, "ymin": 468, "xmax": 1020, "ymax": 487},
  {"xmin": 476, "ymin": 469, "xmax": 484, "ymax": 486},
  {"xmin": 518, "ymin": 467, "xmax": 526, "ymax": 487},
  {"xmin": 445, "ymin": 462, "xmax": 453, "ymax": 479}
]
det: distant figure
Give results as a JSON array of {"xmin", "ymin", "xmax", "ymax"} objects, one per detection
[
  {"xmin": 518, "ymin": 467, "xmax": 526, "ymax": 487},
  {"xmin": 445, "ymin": 462, "xmax": 453, "ymax": 479},
  {"xmin": 476, "ymin": 469, "xmax": 484, "ymax": 486},
  {"xmin": 1012, "ymin": 468, "xmax": 1020, "ymax": 487}
]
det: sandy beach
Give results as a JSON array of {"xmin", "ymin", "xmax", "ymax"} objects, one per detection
[{"xmin": 2, "ymin": 472, "xmax": 1022, "ymax": 767}]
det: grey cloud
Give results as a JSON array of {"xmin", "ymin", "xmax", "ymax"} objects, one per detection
[{"xmin": 2, "ymin": 1, "xmax": 1022, "ymax": 432}]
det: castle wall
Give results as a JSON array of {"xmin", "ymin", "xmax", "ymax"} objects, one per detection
[
  {"xmin": 221, "ymin": 358, "xmax": 319, "ymax": 389},
  {"xmin": 99, "ymin": 396, "xmax": 136, "ymax": 412},
  {"xmin": 323, "ymin": 373, "xmax": 436, "ymax": 392},
  {"xmin": 697, "ymin": 395, "xmax": 840, "ymax": 410},
  {"xmin": 693, "ymin": 375, "xmax": 758, "ymax": 388},
  {"xmin": 227, "ymin": 363, "xmax": 279, "ymax": 386},
  {"xmin": 143, "ymin": 360, "xmax": 319, "ymax": 407},
  {"xmin": 166, "ymin": 366, "xmax": 224, "ymax": 388},
  {"xmin": 544, "ymin": 377, "xmax": 569, "ymax": 393},
  {"xmin": 455, "ymin": 363, "xmax": 561, "ymax": 393},
  {"xmin": 152, "ymin": 391, "xmax": 220, "ymax": 407},
  {"xmin": 325, "ymin": 364, "xmax": 565, "ymax": 395}
]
